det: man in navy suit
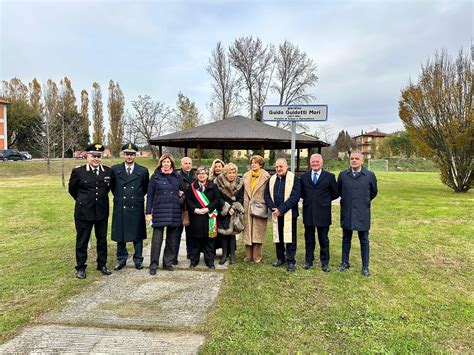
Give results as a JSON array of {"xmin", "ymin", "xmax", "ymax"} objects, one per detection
[
  {"xmin": 110, "ymin": 143, "xmax": 150, "ymax": 271},
  {"xmin": 300, "ymin": 154, "xmax": 339, "ymax": 272},
  {"xmin": 337, "ymin": 150, "xmax": 378, "ymax": 276}
]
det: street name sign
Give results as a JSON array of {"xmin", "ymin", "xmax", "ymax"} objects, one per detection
[{"xmin": 262, "ymin": 104, "xmax": 328, "ymax": 122}]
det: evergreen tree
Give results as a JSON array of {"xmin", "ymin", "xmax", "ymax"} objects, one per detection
[
  {"xmin": 107, "ymin": 80, "xmax": 125, "ymax": 156},
  {"xmin": 92, "ymin": 82, "xmax": 105, "ymax": 144}
]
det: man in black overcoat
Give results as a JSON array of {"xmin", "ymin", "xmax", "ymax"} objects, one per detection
[
  {"xmin": 68, "ymin": 144, "xmax": 113, "ymax": 279},
  {"xmin": 337, "ymin": 150, "xmax": 378, "ymax": 276},
  {"xmin": 111, "ymin": 143, "xmax": 150, "ymax": 271},
  {"xmin": 300, "ymin": 154, "xmax": 339, "ymax": 272}
]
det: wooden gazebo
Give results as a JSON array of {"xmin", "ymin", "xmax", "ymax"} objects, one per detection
[{"xmin": 149, "ymin": 115, "xmax": 329, "ymax": 171}]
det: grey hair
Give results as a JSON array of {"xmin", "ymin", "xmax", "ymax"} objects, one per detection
[
  {"xmin": 195, "ymin": 166, "xmax": 209, "ymax": 175},
  {"xmin": 275, "ymin": 158, "xmax": 288, "ymax": 165},
  {"xmin": 310, "ymin": 153, "xmax": 323, "ymax": 160}
]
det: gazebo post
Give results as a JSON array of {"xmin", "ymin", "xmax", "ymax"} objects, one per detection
[
  {"xmin": 317, "ymin": 146, "xmax": 322, "ymax": 154},
  {"xmin": 221, "ymin": 149, "xmax": 225, "ymax": 162},
  {"xmin": 307, "ymin": 148, "xmax": 312, "ymax": 169},
  {"xmin": 159, "ymin": 145, "xmax": 162, "ymax": 157},
  {"xmin": 184, "ymin": 147, "xmax": 188, "ymax": 157},
  {"xmin": 260, "ymin": 145, "xmax": 264, "ymax": 159},
  {"xmin": 196, "ymin": 144, "xmax": 202, "ymax": 165},
  {"xmin": 297, "ymin": 148, "xmax": 301, "ymax": 172}
]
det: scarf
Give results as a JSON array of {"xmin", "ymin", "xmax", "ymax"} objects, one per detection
[
  {"xmin": 269, "ymin": 171, "xmax": 295, "ymax": 243},
  {"xmin": 181, "ymin": 169, "xmax": 194, "ymax": 183},
  {"xmin": 250, "ymin": 170, "xmax": 260, "ymax": 194},
  {"xmin": 191, "ymin": 183, "xmax": 218, "ymax": 238}
]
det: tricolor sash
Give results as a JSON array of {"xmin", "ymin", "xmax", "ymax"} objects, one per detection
[{"xmin": 192, "ymin": 183, "xmax": 218, "ymax": 238}]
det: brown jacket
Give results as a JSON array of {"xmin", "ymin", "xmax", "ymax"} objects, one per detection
[{"xmin": 243, "ymin": 169, "xmax": 270, "ymax": 245}]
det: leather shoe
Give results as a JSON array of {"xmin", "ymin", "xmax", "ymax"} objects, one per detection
[
  {"xmin": 338, "ymin": 262, "xmax": 351, "ymax": 272},
  {"xmin": 287, "ymin": 264, "xmax": 296, "ymax": 272},
  {"xmin": 189, "ymin": 264, "xmax": 196, "ymax": 269},
  {"xmin": 163, "ymin": 266, "xmax": 174, "ymax": 271},
  {"xmin": 303, "ymin": 262, "xmax": 312, "ymax": 270},
  {"xmin": 114, "ymin": 263, "xmax": 126, "ymax": 271},
  {"xmin": 172, "ymin": 257, "xmax": 178, "ymax": 265},
  {"xmin": 208, "ymin": 265, "xmax": 216, "ymax": 269},
  {"xmin": 361, "ymin": 268, "xmax": 371, "ymax": 277},
  {"xmin": 218, "ymin": 257, "xmax": 227, "ymax": 265},
  {"xmin": 322, "ymin": 265, "xmax": 330, "ymax": 272},
  {"xmin": 76, "ymin": 270, "xmax": 86, "ymax": 279},
  {"xmin": 135, "ymin": 263, "xmax": 144, "ymax": 270},
  {"xmin": 149, "ymin": 268, "xmax": 157, "ymax": 275},
  {"xmin": 272, "ymin": 259, "xmax": 285, "ymax": 267},
  {"xmin": 98, "ymin": 266, "xmax": 112, "ymax": 275}
]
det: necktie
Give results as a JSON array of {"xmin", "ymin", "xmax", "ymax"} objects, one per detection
[
  {"xmin": 127, "ymin": 167, "xmax": 131, "ymax": 176},
  {"xmin": 93, "ymin": 168, "xmax": 98, "ymax": 176},
  {"xmin": 313, "ymin": 172, "xmax": 318, "ymax": 184}
]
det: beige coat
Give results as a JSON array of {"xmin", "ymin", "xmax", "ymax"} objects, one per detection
[{"xmin": 242, "ymin": 169, "xmax": 270, "ymax": 245}]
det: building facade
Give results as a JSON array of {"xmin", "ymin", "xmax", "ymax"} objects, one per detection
[
  {"xmin": 353, "ymin": 129, "xmax": 389, "ymax": 159},
  {"xmin": 0, "ymin": 100, "xmax": 10, "ymax": 150}
]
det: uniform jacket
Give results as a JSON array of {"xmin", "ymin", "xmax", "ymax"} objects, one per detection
[
  {"xmin": 242, "ymin": 169, "xmax": 270, "ymax": 245},
  {"xmin": 264, "ymin": 173, "xmax": 301, "ymax": 219},
  {"xmin": 300, "ymin": 169, "xmax": 339, "ymax": 227},
  {"xmin": 146, "ymin": 168, "xmax": 184, "ymax": 228},
  {"xmin": 337, "ymin": 167, "xmax": 378, "ymax": 231},
  {"xmin": 110, "ymin": 163, "xmax": 150, "ymax": 242},
  {"xmin": 68, "ymin": 164, "xmax": 112, "ymax": 221},
  {"xmin": 186, "ymin": 180, "xmax": 221, "ymax": 239}
]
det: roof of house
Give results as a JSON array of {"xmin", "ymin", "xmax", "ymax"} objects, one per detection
[
  {"xmin": 354, "ymin": 129, "xmax": 389, "ymax": 138},
  {"xmin": 149, "ymin": 115, "xmax": 329, "ymax": 150},
  {"xmin": 0, "ymin": 99, "xmax": 11, "ymax": 105}
]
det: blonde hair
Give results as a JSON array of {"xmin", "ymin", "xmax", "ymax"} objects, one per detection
[{"xmin": 223, "ymin": 163, "xmax": 238, "ymax": 176}]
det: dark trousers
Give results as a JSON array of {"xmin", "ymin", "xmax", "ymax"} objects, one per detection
[
  {"xmin": 116, "ymin": 240, "xmax": 143, "ymax": 266},
  {"xmin": 304, "ymin": 225, "xmax": 330, "ymax": 266},
  {"xmin": 189, "ymin": 237, "xmax": 216, "ymax": 267},
  {"xmin": 220, "ymin": 234, "xmax": 237, "ymax": 259},
  {"xmin": 342, "ymin": 229, "xmax": 370, "ymax": 268},
  {"xmin": 150, "ymin": 227, "xmax": 177, "ymax": 270},
  {"xmin": 275, "ymin": 217, "xmax": 297, "ymax": 265},
  {"xmin": 75, "ymin": 218, "xmax": 108, "ymax": 271},
  {"xmin": 175, "ymin": 225, "xmax": 192, "ymax": 259}
]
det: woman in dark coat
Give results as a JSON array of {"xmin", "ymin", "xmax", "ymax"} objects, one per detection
[
  {"xmin": 215, "ymin": 163, "xmax": 244, "ymax": 265},
  {"xmin": 146, "ymin": 153, "xmax": 184, "ymax": 275},
  {"xmin": 186, "ymin": 166, "xmax": 221, "ymax": 269}
]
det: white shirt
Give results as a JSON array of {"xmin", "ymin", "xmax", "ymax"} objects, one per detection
[
  {"xmin": 125, "ymin": 163, "xmax": 135, "ymax": 175},
  {"xmin": 312, "ymin": 169, "xmax": 321, "ymax": 182}
]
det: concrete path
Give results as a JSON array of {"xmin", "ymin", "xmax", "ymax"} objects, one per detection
[{"xmin": 0, "ymin": 234, "xmax": 227, "ymax": 354}]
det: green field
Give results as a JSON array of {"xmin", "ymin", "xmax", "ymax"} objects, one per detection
[{"xmin": 0, "ymin": 159, "xmax": 472, "ymax": 352}]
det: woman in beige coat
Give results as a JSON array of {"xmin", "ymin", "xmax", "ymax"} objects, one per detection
[{"xmin": 242, "ymin": 155, "xmax": 270, "ymax": 262}]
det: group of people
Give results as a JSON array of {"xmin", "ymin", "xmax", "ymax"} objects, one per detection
[{"xmin": 68, "ymin": 143, "xmax": 378, "ymax": 280}]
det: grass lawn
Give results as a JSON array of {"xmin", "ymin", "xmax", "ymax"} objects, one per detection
[{"xmin": 0, "ymin": 160, "xmax": 473, "ymax": 352}]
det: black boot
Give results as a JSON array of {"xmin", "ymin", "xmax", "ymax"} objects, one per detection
[
  {"xmin": 229, "ymin": 235, "xmax": 236, "ymax": 264},
  {"xmin": 219, "ymin": 237, "xmax": 228, "ymax": 265}
]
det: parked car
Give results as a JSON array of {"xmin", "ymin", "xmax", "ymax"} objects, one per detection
[
  {"xmin": 0, "ymin": 149, "xmax": 26, "ymax": 161},
  {"xmin": 73, "ymin": 151, "xmax": 88, "ymax": 159},
  {"xmin": 19, "ymin": 151, "xmax": 32, "ymax": 159}
]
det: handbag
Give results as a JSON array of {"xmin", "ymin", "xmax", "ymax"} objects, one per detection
[{"xmin": 250, "ymin": 202, "xmax": 268, "ymax": 219}]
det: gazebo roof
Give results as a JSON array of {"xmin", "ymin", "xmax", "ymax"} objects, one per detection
[{"xmin": 149, "ymin": 115, "xmax": 329, "ymax": 150}]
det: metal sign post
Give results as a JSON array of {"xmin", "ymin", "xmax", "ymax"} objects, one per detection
[{"xmin": 262, "ymin": 104, "xmax": 328, "ymax": 173}]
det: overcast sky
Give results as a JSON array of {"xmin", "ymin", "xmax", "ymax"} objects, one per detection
[{"xmin": 1, "ymin": 0, "xmax": 472, "ymax": 142}]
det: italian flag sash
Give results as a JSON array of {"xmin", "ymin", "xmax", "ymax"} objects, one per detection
[{"xmin": 192, "ymin": 183, "xmax": 218, "ymax": 238}]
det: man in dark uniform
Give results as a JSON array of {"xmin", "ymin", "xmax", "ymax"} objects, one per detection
[
  {"xmin": 68, "ymin": 143, "xmax": 113, "ymax": 279},
  {"xmin": 111, "ymin": 143, "xmax": 149, "ymax": 271},
  {"xmin": 300, "ymin": 154, "xmax": 339, "ymax": 272},
  {"xmin": 337, "ymin": 150, "xmax": 378, "ymax": 276}
]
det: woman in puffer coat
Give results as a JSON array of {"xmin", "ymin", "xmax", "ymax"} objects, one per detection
[
  {"xmin": 215, "ymin": 163, "xmax": 244, "ymax": 265},
  {"xmin": 146, "ymin": 153, "xmax": 184, "ymax": 275}
]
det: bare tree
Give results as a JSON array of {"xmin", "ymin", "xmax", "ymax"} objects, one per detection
[
  {"xmin": 107, "ymin": 80, "xmax": 125, "ymax": 156},
  {"xmin": 229, "ymin": 36, "xmax": 274, "ymax": 120},
  {"xmin": 314, "ymin": 124, "xmax": 334, "ymax": 143},
  {"xmin": 273, "ymin": 40, "xmax": 318, "ymax": 105},
  {"xmin": 207, "ymin": 41, "xmax": 240, "ymax": 120},
  {"xmin": 79, "ymin": 89, "xmax": 90, "ymax": 147},
  {"xmin": 123, "ymin": 110, "xmax": 141, "ymax": 145},
  {"xmin": 130, "ymin": 95, "xmax": 173, "ymax": 160},
  {"xmin": 29, "ymin": 78, "xmax": 42, "ymax": 115},
  {"xmin": 399, "ymin": 48, "xmax": 473, "ymax": 192},
  {"xmin": 1, "ymin": 77, "xmax": 29, "ymax": 102},
  {"xmin": 31, "ymin": 80, "xmax": 60, "ymax": 175},
  {"xmin": 92, "ymin": 82, "xmax": 105, "ymax": 143}
]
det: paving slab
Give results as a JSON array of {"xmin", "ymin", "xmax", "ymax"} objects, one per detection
[
  {"xmin": 41, "ymin": 269, "xmax": 223, "ymax": 328},
  {"xmin": 0, "ymin": 324, "xmax": 204, "ymax": 354}
]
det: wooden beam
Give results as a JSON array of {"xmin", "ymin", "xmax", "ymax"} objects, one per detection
[
  {"xmin": 184, "ymin": 147, "xmax": 188, "ymax": 157},
  {"xmin": 196, "ymin": 144, "xmax": 202, "ymax": 166},
  {"xmin": 297, "ymin": 148, "xmax": 301, "ymax": 172}
]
